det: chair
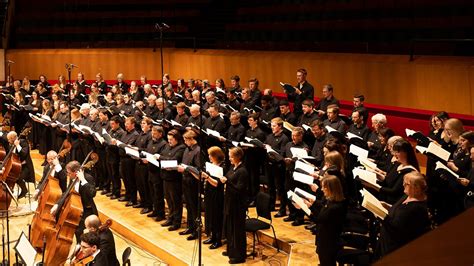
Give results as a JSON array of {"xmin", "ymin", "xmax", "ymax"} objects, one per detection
[
  {"xmin": 245, "ymin": 192, "xmax": 279, "ymax": 258},
  {"xmin": 122, "ymin": 246, "xmax": 132, "ymax": 266}
]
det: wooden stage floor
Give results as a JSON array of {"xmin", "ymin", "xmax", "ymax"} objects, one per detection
[{"xmin": 25, "ymin": 150, "xmax": 318, "ymax": 265}]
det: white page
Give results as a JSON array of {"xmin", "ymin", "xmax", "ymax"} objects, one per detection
[
  {"xmin": 205, "ymin": 162, "xmax": 224, "ymax": 178},
  {"xmin": 14, "ymin": 232, "xmax": 37, "ymax": 266},
  {"xmin": 295, "ymin": 160, "xmax": 314, "ymax": 175},
  {"xmin": 161, "ymin": 160, "xmax": 178, "ymax": 169},
  {"xmin": 358, "ymin": 157, "xmax": 377, "ymax": 170},
  {"xmin": 293, "ymin": 171, "xmax": 314, "ymax": 185},
  {"xmin": 416, "ymin": 145, "xmax": 427, "ymax": 154},
  {"xmin": 350, "ymin": 144, "xmax": 369, "ymax": 158},
  {"xmin": 353, "ymin": 168, "xmax": 381, "ymax": 189},
  {"xmin": 287, "ymin": 190, "xmax": 311, "ymax": 216},
  {"xmin": 435, "ymin": 161, "xmax": 459, "ymax": 179},
  {"xmin": 125, "ymin": 146, "xmax": 140, "ymax": 158},
  {"xmin": 427, "ymin": 142, "xmax": 450, "ymax": 162},
  {"xmin": 325, "ymin": 125, "xmax": 336, "ymax": 133},
  {"xmin": 361, "ymin": 188, "xmax": 388, "ymax": 219},
  {"xmin": 295, "ymin": 187, "xmax": 316, "ymax": 201},
  {"xmin": 92, "ymin": 131, "xmax": 104, "ymax": 144},
  {"xmin": 347, "ymin": 132, "xmax": 363, "ymax": 140},
  {"xmin": 142, "ymin": 151, "xmax": 160, "ymax": 167},
  {"xmin": 405, "ymin": 128, "xmax": 416, "ymax": 137},
  {"xmin": 290, "ymin": 147, "xmax": 308, "ymax": 159},
  {"xmin": 302, "ymin": 124, "xmax": 311, "ymax": 131},
  {"xmin": 206, "ymin": 128, "xmax": 221, "ymax": 138}
]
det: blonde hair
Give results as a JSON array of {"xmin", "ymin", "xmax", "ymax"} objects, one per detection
[
  {"xmin": 324, "ymin": 151, "xmax": 345, "ymax": 176},
  {"xmin": 321, "ymin": 175, "xmax": 345, "ymax": 202}
]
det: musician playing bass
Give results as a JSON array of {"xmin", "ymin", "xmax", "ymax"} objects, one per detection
[{"xmin": 51, "ymin": 160, "xmax": 98, "ymax": 240}]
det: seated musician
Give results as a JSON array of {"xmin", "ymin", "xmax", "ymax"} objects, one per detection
[
  {"xmin": 34, "ymin": 150, "xmax": 67, "ymax": 199},
  {"xmin": 51, "ymin": 160, "xmax": 98, "ymax": 240},
  {"xmin": 84, "ymin": 215, "xmax": 119, "ymax": 266},
  {"xmin": 1, "ymin": 131, "xmax": 35, "ymax": 199},
  {"xmin": 69, "ymin": 232, "xmax": 108, "ymax": 266}
]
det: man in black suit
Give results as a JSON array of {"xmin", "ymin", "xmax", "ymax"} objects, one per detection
[
  {"xmin": 51, "ymin": 160, "xmax": 97, "ymax": 240},
  {"xmin": 75, "ymin": 232, "xmax": 109, "ymax": 266},
  {"xmin": 84, "ymin": 215, "xmax": 120, "ymax": 266},
  {"xmin": 3, "ymin": 131, "xmax": 35, "ymax": 198},
  {"xmin": 34, "ymin": 150, "xmax": 67, "ymax": 200},
  {"xmin": 286, "ymin": 68, "xmax": 314, "ymax": 117}
]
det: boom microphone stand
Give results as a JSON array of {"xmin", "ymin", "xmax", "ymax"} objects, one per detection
[{"xmin": 154, "ymin": 23, "xmax": 170, "ymax": 83}]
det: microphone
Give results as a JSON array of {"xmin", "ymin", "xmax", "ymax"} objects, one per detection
[
  {"xmin": 6, "ymin": 60, "xmax": 14, "ymax": 64},
  {"xmin": 70, "ymin": 64, "xmax": 78, "ymax": 68},
  {"xmin": 155, "ymin": 23, "xmax": 170, "ymax": 30},
  {"xmin": 162, "ymin": 23, "xmax": 170, "ymax": 29},
  {"xmin": 65, "ymin": 63, "xmax": 79, "ymax": 69}
]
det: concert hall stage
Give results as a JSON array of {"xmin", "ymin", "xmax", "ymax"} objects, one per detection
[{"xmin": 30, "ymin": 150, "xmax": 317, "ymax": 265}]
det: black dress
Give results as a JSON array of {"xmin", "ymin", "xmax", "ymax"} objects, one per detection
[
  {"xmin": 377, "ymin": 164, "xmax": 416, "ymax": 205},
  {"xmin": 376, "ymin": 195, "xmax": 430, "ymax": 258},
  {"xmin": 204, "ymin": 162, "xmax": 226, "ymax": 242},
  {"xmin": 223, "ymin": 163, "xmax": 249, "ymax": 262},
  {"xmin": 309, "ymin": 199, "xmax": 348, "ymax": 266}
]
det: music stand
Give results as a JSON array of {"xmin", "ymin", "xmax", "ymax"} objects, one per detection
[{"xmin": 13, "ymin": 231, "xmax": 37, "ymax": 266}]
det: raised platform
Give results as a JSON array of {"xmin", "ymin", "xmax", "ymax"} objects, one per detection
[{"xmin": 31, "ymin": 150, "xmax": 317, "ymax": 265}]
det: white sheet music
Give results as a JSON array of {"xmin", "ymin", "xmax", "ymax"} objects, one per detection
[
  {"xmin": 358, "ymin": 157, "xmax": 377, "ymax": 170},
  {"xmin": 161, "ymin": 160, "xmax": 178, "ymax": 169},
  {"xmin": 295, "ymin": 188, "xmax": 316, "ymax": 201},
  {"xmin": 427, "ymin": 142, "xmax": 450, "ymax": 162},
  {"xmin": 206, "ymin": 128, "xmax": 221, "ymax": 138},
  {"xmin": 435, "ymin": 161, "xmax": 460, "ymax": 179},
  {"xmin": 293, "ymin": 171, "xmax": 314, "ymax": 185},
  {"xmin": 350, "ymin": 144, "xmax": 369, "ymax": 158},
  {"xmin": 287, "ymin": 190, "xmax": 311, "ymax": 216},
  {"xmin": 361, "ymin": 189, "xmax": 388, "ymax": 219},
  {"xmin": 142, "ymin": 151, "xmax": 160, "ymax": 167},
  {"xmin": 14, "ymin": 232, "xmax": 37, "ymax": 266},
  {"xmin": 347, "ymin": 132, "xmax": 363, "ymax": 140},
  {"xmin": 325, "ymin": 125, "xmax": 336, "ymax": 133},
  {"xmin": 290, "ymin": 147, "xmax": 308, "ymax": 159},
  {"xmin": 205, "ymin": 162, "xmax": 224, "ymax": 178},
  {"xmin": 125, "ymin": 146, "xmax": 140, "ymax": 158},
  {"xmin": 295, "ymin": 160, "xmax": 314, "ymax": 175},
  {"xmin": 353, "ymin": 167, "xmax": 381, "ymax": 189}
]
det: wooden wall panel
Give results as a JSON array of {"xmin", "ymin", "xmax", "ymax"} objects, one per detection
[{"xmin": 5, "ymin": 48, "xmax": 474, "ymax": 115}]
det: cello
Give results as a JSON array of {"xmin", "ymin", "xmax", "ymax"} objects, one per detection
[
  {"xmin": 0, "ymin": 128, "xmax": 30, "ymax": 210},
  {"xmin": 29, "ymin": 160, "xmax": 63, "ymax": 249},
  {"xmin": 43, "ymin": 151, "xmax": 94, "ymax": 266}
]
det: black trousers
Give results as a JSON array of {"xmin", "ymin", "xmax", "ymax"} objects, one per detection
[
  {"xmin": 163, "ymin": 180, "xmax": 183, "ymax": 226},
  {"xmin": 265, "ymin": 160, "xmax": 286, "ymax": 210},
  {"xmin": 135, "ymin": 163, "xmax": 151, "ymax": 208},
  {"xmin": 120, "ymin": 157, "xmax": 136, "ymax": 202},
  {"xmin": 96, "ymin": 148, "xmax": 108, "ymax": 190},
  {"xmin": 183, "ymin": 177, "xmax": 198, "ymax": 231},
  {"xmin": 149, "ymin": 170, "xmax": 165, "ymax": 216},
  {"xmin": 107, "ymin": 157, "xmax": 121, "ymax": 197}
]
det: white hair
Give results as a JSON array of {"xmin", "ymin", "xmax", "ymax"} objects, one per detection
[{"xmin": 371, "ymin": 113, "xmax": 387, "ymax": 125}]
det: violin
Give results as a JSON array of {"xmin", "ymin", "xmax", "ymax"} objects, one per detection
[
  {"xmin": 58, "ymin": 138, "xmax": 72, "ymax": 158},
  {"xmin": 69, "ymin": 250, "xmax": 95, "ymax": 266}
]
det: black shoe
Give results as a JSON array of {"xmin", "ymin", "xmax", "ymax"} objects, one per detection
[
  {"xmin": 229, "ymin": 258, "xmax": 245, "ymax": 264},
  {"xmin": 155, "ymin": 216, "xmax": 165, "ymax": 222},
  {"xmin": 140, "ymin": 208, "xmax": 152, "ymax": 214},
  {"xmin": 187, "ymin": 234, "xmax": 198, "ymax": 240},
  {"xmin": 274, "ymin": 211, "xmax": 287, "ymax": 218},
  {"xmin": 248, "ymin": 201, "xmax": 256, "ymax": 207},
  {"xmin": 147, "ymin": 212, "xmax": 158, "ymax": 218},
  {"xmin": 209, "ymin": 242, "xmax": 222, "ymax": 249},
  {"xmin": 161, "ymin": 220, "xmax": 173, "ymax": 227},
  {"xmin": 118, "ymin": 196, "xmax": 129, "ymax": 202},
  {"xmin": 203, "ymin": 238, "xmax": 213, "ymax": 245},
  {"xmin": 179, "ymin": 228, "xmax": 193, "ymax": 235},
  {"xmin": 133, "ymin": 203, "xmax": 144, "ymax": 208},
  {"xmin": 222, "ymin": 251, "xmax": 228, "ymax": 257},
  {"xmin": 100, "ymin": 190, "xmax": 109, "ymax": 195},
  {"xmin": 168, "ymin": 225, "xmax": 180, "ymax": 231},
  {"xmin": 110, "ymin": 195, "xmax": 118, "ymax": 200},
  {"xmin": 291, "ymin": 219, "xmax": 304, "ymax": 226},
  {"xmin": 283, "ymin": 216, "xmax": 295, "ymax": 222},
  {"xmin": 305, "ymin": 224, "xmax": 316, "ymax": 230},
  {"xmin": 125, "ymin": 201, "xmax": 135, "ymax": 207},
  {"xmin": 106, "ymin": 192, "xmax": 114, "ymax": 197}
]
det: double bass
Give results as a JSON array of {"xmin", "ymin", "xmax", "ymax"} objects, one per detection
[
  {"xmin": 43, "ymin": 151, "xmax": 94, "ymax": 266},
  {"xmin": 0, "ymin": 127, "xmax": 30, "ymax": 210},
  {"xmin": 29, "ymin": 161, "xmax": 63, "ymax": 249}
]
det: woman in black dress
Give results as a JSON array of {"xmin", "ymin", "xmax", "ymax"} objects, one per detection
[
  {"xmin": 28, "ymin": 90, "xmax": 42, "ymax": 149},
  {"xmin": 362, "ymin": 138, "xmax": 420, "ymax": 205},
  {"xmin": 222, "ymin": 147, "xmax": 248, "ymax": 264},
  {"xmin": 302, "ymin": 175, "xmax": 347, "ymax": 266},
  {"xmin": 376, "ymin": 171, "xmax": 431, "ymax": 258},
  {"xmin": 201, "ymin": 146, "xmax": 226, "ymax": 249},
  {"xmin": 38, "ymin": 99, "xmax": 53, "ymax": 155}
]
